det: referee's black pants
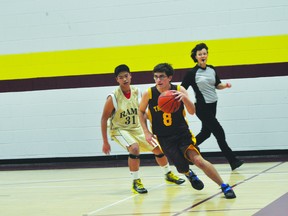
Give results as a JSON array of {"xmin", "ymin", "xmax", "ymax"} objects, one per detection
[{"xmin": 195, "ymin": 102, "xmax": 237, "ymax": 163}]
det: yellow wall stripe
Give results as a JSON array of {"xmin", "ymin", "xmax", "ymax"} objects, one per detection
[{"xmin": 0, "ymin": 35, "xmax": 287, "ymax": 81}]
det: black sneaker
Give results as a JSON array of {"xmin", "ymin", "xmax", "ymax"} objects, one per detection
[
  {"xmin": 186, "ymin": 169, "xmax": 204, "ymax": 190},
  {"xmin": 132, "ymin": 179, "xmax": 148, "ymax": 194},
  {"xmin": 221, "ymin": 183, "xmax": 236, "ymax": 199},
  {"xmin": 230, "ymin": 159, "xmax": 244, "ymax": 171},
  {"xmin": 165, "ymin": 171, "xmax": 185, "ymax": 185}
]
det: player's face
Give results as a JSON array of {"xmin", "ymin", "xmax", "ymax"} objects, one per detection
[
  {"xmin": 153, "ymin": 72, "xmax": 172, "ymax": 91},
  {"xmin": 116, "ymin": 72, "xmax": 131, "ymax": 86},
  {"xmin": 196, "ymin": 48, "xmax": 208, "ymax": 67}
]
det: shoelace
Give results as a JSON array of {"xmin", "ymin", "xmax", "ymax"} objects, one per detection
[
  {"xmin": 192, "ymin": 176, "xmax": 199, "ymax": 180},
  {"xmin": 188, "ymin": 171, "xmax": 199, "ymax": 180},
  {"xmin": 135, "ymin": 180, "xmax": 144, "ymax": 189},
  {"xmin": 168, "ymin": 172, "xmax": 179, "ymax": 180},
  {"xmin": 221, "ymin": 184, "xmax": 231, "ymax": 193}
]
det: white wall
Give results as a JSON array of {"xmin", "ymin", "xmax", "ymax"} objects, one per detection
[
  {"xmin": 0, "ymin": 76, "xmax": 287, "ymax": 159},
  {"xmin": 0, "ymin": 0, "xmax": 288, "ymax": 159},
  {"xmin": 186, "ymin": 76, "xmax": 288, "ymax": 153},
  {"xmin": 0, "ymin": 0, "xmax": 287, "ymax": 54}
]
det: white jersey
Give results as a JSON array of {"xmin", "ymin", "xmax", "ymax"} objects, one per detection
[
  {"xmin": 108, "ymin": 85, "xmax": 156, "ymax": 152},
  {"xmin": 109, "ymin": 85, "xmax": 141, "ymax": 132}
]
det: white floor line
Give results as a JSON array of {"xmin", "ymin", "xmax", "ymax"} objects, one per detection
[{"xmin": 82, "ymin": 183, "xmax": 166, "ymax": 216}]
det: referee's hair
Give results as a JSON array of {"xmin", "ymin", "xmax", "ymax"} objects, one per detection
[{"xmin": 191, "ymin": 43, "xmax": 208, "ymax": 63}]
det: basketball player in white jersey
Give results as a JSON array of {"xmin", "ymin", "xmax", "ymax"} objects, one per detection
[{"xmin": 101, "ymin": 64, "xmax": 185, "ymax": 194}]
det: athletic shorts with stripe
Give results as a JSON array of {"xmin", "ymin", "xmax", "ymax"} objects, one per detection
[
  {"xmin": 110, "ymin": 127, "xmax": 157, "ymax": 152},
  {"xmin": 157, "ymin": 130, "xmax": 200, "ymax": 173}
]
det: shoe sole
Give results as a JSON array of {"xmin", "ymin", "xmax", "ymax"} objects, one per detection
[
  {"xmin": 132, "ymin": 188, "xmax": 148, "ymax": 194},
  {"xmin": 225, "ymin": 193, "xmax": 236, "ymax": 199},
  {"xmin": 191, "ymin": 180, "xmax": 204, "ymax": 190},
  {"xmin": 165, "ymin": 179, "xmax": 185, "ymax": 185},
  {"xmin": 191, "ymin": 184, "xmax": 204, "ymax": 190}
]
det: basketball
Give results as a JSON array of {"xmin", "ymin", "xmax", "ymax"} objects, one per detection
[{"xmin": 158, "ymin": 90, "xmax": 181, "ymax": 113}]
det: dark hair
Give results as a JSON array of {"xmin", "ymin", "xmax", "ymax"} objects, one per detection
[
  {"xmin": 153, "ymin": 63, "xmax": 174, "ymax": 76},
  {"xmin": 190, "ymin": 43, "xmax": 208, "ymax": 63},
  {"xmin": 114, "ymin": 64, "xmax": 130, "ymax": 77}
]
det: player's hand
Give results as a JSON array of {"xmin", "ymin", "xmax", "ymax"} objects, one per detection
[
  {"xmin": 145, "ymin": 132, "xmax": 158, "ymax": 147},
  {"xmin": 171, "ymin": 90, "xmax": 186, "ymax": 102},
  {"xmin": 102, "ymin": 142, "xmax": 111, "ymax": 155}
]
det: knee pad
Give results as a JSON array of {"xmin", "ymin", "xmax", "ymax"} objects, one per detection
[
  {"xmin": 129, "ymin": 154, "xmax": 140, "ymax": 159},
  {"xmin": 154, "ymin": 153, "xmax": 165, "ymax": 158}
]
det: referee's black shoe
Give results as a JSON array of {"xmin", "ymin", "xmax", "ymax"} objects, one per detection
[{"xmin": 230, "ymin": 159, "xmax": 244, "ymax": 171}]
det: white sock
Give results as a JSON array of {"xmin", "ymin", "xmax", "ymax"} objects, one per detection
[
  {"xmin": 161, "ymin": 163, "xmax": 171, "ymax": 175},
  {"xmin": 130, "ymin": 171, "xmax": 140, "ymax": 180}
]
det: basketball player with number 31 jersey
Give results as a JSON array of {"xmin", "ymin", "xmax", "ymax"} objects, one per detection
[
  {"xmin": 108, "ymin": 85, "xmax": 146, "ymax": 145},
  {"xmin": 101, "ymin": 64, "xmax": 185, "ymax": 194}
]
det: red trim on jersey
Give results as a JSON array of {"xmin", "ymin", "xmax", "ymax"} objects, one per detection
[{"xmin": 124, "ymin": 91, "xmax": 131, "ymax": 99}]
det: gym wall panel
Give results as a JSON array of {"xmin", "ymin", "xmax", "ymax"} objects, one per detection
[
  {"xmin": 0, "ymin": 0, "xmax": 287, "ymax": 54},
  {"xmin": 0, "ymin": 0, "xmax": 287, "ymax": 160},
  {"xmin": 1, "ymin": 35, "xmax": 287, "ymax": 81}
]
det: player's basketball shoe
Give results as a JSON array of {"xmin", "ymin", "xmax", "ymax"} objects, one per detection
[
  {"xmin": 186, "ymin": 169, "xmax": 204, "ymax": 190},
  {"xmin": 165, "ymin": 171, "xmax": 185, "ymax": 185},
  {"xmin": 221, "ymin": 183, "xmax": 236, "ymax": 199},
  {"xmin": 132, "ymin": 179, "xmax": 148, "ymax": 194}
]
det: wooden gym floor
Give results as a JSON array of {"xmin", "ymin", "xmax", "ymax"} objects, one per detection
[{"xmin": 0, "ymin": 157, "xmax": 287, "ymax": 216}]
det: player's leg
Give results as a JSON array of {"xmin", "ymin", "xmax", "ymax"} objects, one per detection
[
  {"xmin": 152, "ymin": 146, "xmax": 185, "ymax": 185},
  {"xmin": 187, "ymin": 150, "xmax": 223, "ymax": 184},
  {"xmin": 127, "ymin": 143, "xmax": 140, "ymax": 172},
  {"xmin": 127, "ymin": 143, "xmax": 147, "ymax": 194},
  {"xmin": 112, "ymin": 130, "xmax": 147, "ymax": 194},
  {"xmin": 136, "ymin": 131, "xmax": 185, "ymax": 185},
  {"xmin": 186, "ymin": 149, "xmax": 236, "ymax": 199},
  {"xmin": 157, "ymin": 135, "xmax": 203, "ymax": 189}
]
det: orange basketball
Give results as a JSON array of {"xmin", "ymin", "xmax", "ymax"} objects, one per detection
[{"xmin": 158, "ymin": 90, "xmax": 181, "ymax": 113}]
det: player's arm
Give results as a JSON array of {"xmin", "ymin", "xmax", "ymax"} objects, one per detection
[
  {"xmin": 138, "ymin": 90, "xmax": 158, "ymax": 146},
  {"xmin": 174, "ymin": 86, "xmax": 195, "ymax": 115},
  {"xmin": 101, "ymin": 96, "xmax": 114, "ymax": 155},
  {"xmin": 138, "ymin": 90, "xmax": 150, "ymax": 135}
]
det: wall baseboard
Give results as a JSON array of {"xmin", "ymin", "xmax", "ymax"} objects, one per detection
[{"xmin": 0, "ymin": 149, "xmax": 287, "ymax": 171}]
